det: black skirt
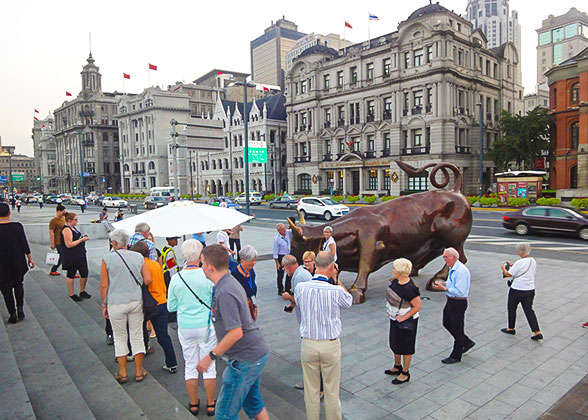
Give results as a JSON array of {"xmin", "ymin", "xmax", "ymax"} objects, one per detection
[{"xmin": 389, "ymin": 318, "xmax": 418, "ymax": 355}]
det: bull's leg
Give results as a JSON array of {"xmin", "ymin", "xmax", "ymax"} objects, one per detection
[
  {"xmin": 348, "ymin": 239, "xmax": 383, "ymax": 304},
  {"xmin": 426, "ymin": 264, "xmax": 449, "ymax": 291},
  {"xmin": 455, "ymin": 241, "xmax": 467, "ymax": 264}
]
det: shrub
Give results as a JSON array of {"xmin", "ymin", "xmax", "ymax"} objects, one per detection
[
  {"xmin": 381, "ymin": 195, "xmax": 396, "ymax": 202},
  {"xmin": 479, "ymin": 196, "xmax": 499, "ymax": 206},
  {"xmin": 571, "ymin": 198, "xmax": 588, "ymax": 209},
  {"xmin": 225, "ymin": 192, "xmax": 233, "ymax": 197},
  {"xmin": 194, "ymin": 194, "xmax": 202, "ymax": 199},
  {"xmin": 536, "ymin": 197, "xmax": 560, "ymax": 206},
  {"xmin": 364, "ymin": 195, "xmax": 378, "ymax": 204},
  {"xmin": 508, "ymin": 197, "xmax": 530, "ymax": 207},
  {"xmin": 331, "ymin": 195, "xmax": 344, "ymax": 203},
  {"xmin": 264, "ymin": 194, "xmax": 275, "ymax": 201},
  {"xmin": 467, "ymin": 196, "xmax": 481, "ymax": 205},
  {"xmin": 346, "ymin": 195, "xmax": 360, "ymax": 203}
]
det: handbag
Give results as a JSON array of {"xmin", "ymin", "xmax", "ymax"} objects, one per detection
[
  {"xmin": 396, "ymin": 281, "xmax": 417, "ymax": 331},
  {"xmin": 506, "ymin": 259, "xmax": 533, "ymax": 287},
  {"xmin": 46, "ymin": 250, "xmax": 59, "ymax": 265},
  {"xmin": 114, "ymin": 250, "xmax": 159, "ymax": 320}
]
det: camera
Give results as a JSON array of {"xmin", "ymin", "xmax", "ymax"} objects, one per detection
[{"xmin": 502, "ymin": 262, "xmax": 511, "ymax": 278}]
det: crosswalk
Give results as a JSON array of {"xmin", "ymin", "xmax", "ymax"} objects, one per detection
[{"xmin": 467, "ymin": 234, "xmax": 588, "ymax": 254}]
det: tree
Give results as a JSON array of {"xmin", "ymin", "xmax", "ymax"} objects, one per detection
[{"xmin": 490, "ymin": 108, "xmax": 551, "ymax": 170}]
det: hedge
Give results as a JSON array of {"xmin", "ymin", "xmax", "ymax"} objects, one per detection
[
  {"xmin": 346, "ymin": 195, "xmax": 360, "ymax": 203},
  {"xmin": 264, "ymin": 194, "xmax": 275, "ymax": 201},
  {"xmin": 571, "ymin": 198, "xmax": 588, "ymax": 209},
  {"xmin": 536, "ymin": 197, "xmax": 560, "ymax": 206},
  {"xmin": 331, "ymin": 195, "xmax": 344, "ymax": 203},
  {"xmin": 364, "ymin": 195, "xmax": 378, "ymax": 204},
  {"xmin": 467, "ymin": 196, "xmax": 481, "ymax": 205},
  {"xmin": 508, "ymin": 197, "xmax": 530, "ymax": 207},
  {"xmin": 479, "ymin": 197, "xmax": 499, "ymax": 206},
  {"xmin": 381, "ymin": 195, "xmax": 397, "ymax": 202}
]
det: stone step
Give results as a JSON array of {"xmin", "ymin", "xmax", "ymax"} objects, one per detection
[
  {"xmin": 30, "ymin": 268, "xmax": 194, "ymax": 420},
  {"xmin": 25, "ymin": 270, "xmax": 147, "ymax": 420},
  {"xmin": 0, "ymin": 276, "xmax": 96, "ymax": 420},
  {"xmin": 0, "ymin": 307, "xmax": 36, "ymax": 420}
]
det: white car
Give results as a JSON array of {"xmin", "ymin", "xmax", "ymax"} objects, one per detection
[
  {"xmin": 297, "ymin": 197, "xmax": 350, "ymax": 221},
  {"xmin": 235, "ymin": 192, "xmax": 263, "ymax": 205},
  {"xmin": 102, "ymin": 197, "xmax": 128, "ymax": 208}
]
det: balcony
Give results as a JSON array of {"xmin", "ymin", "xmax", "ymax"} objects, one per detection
[
  {"xmin": 133, "ymin": 170, "xmax": 146, "ymax": 175},
  {"xmin": 337, "ymin": 119, "xmax": 345, "ymax": 127},
  {"xmin": 383, "ymin": 111, "xmax": 392, "ymax": 120},
  {"xmin": 324, "ymin": 121, "xmax": 331, "ymax": 129},
  {"xmin": 349, "ymin": 117, "xmax": 360, "ymax": 125},
  {"xmin": 401, "ymin": 146, "xmax": 430, "ymax": 155},
  {"xmin": 366, "ymin": 114, "xmax": 375, "ymax": 122},
  {"xmin": 455, "ymin": 146, "xmax": 472, "ymax": 154},
  {"xmin": 381, "ymin": 149, "xmax": 391, "ymax": 157},
  {"xmin": 294, "ymin": 156, "xmax": 311, "ymax": 163},
  {"xmin": 425, "ymin": 104, "xmax": 433, "ymax": 113},
  {"xmin": 365, "ymin": 151, "xmax": 376, "ymax": 158},
  {"xmin": 322, "ymin": 154, "xmax": 333, "ymax": 162},
  {"xmin": 412, "ymin": 106, "xmax": 423, "ymax": 115}
]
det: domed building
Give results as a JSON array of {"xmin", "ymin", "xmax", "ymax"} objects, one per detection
[{"xmin": 286, "ymin": 1, "xmax": 524, "ymax": 196}]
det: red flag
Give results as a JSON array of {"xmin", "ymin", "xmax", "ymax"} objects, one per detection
[
  {"xmin": 66, "ymin": 91, "xmax": 72, "ymax": 96},
  {"xmin": 123, "ymin": 73, "xmax": 130, "ymax": 79},
  {"xmin": 263, "ymin": 86, "xmax": 269, "ymax": 92},
  {"xmin": 345, "ymin": 21, "xmax": 353, "ymax": 28},
  {"xmin": 34, "ymin": 109, "xmax": 39, "ymax": 113},
  {"xmin": 34, "ymin": 116, "xmax": 38, "ymax": 121},
  {"xmin": 217, "ymin": 71, "xmax": 223, "ymax": 75},
  {"xmin": 149, "ymin": 63, "xmax": 157, "ymax": 70}
]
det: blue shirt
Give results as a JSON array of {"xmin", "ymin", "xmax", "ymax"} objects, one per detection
[
  {"xmin": 128, "ymin": 233, "xmax": 158, "ymax": 261},
  {"xmin": 446, "ymin": 260, "xmax": 471, "ymax": 298},
  {"xmin": 272, "ymin": 230, "xmax": 292, "ymax": 259},
  {"xmin": 192, "ymin": 233, "xmax": 206, "ymax": 243}
]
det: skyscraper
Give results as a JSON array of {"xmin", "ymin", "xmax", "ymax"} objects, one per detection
[{"xmin": 465, "ymin": 0, "xmax": 521, "ymax": 54}]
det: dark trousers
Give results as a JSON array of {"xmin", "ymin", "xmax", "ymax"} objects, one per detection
[
  {"xmin": 442, "ymin": 298, "xmax": 474, "ymax": 361},
  {"xmin": 1, "ymin": 277, "xmax": 24, "ymax": 315},
  {"xmin": 508, "ymin": 289, "xmax": 540, "ymax": 332},
  {"xmin": 51, "ymin": 244, "xmax": 64, "ymax": 272},
  {"xmin": 276, "ymin": 255, "xmax": 292, "ymax": 294},
  {"xmin": 149, "ymin": 303, "xmax": 177, "ymax": 367},
  {"xmin": 163, "ymin": 272, "xmax": 177, "ymax": 323},
  {"xmin": 229, "ymin": 238, "xmax": 241, "ymax": 260}
]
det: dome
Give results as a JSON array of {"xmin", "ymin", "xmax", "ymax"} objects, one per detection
[
  {"xmin": 406, "ymin": 2, "xmax": 449, "ymax": 21},
  {"xmin": 45, "ymin": 113, "xmax": 54, "ymax": 121},
  {"xmin": 298, "ymin": 44, "xmax": 338, "ymax": 59}
]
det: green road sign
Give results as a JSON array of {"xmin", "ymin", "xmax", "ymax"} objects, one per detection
[
  {"xmin": 245, "ymin": 141, "xmax": 267, "ymax": 163},
  {"xmin": 11, "ymin": 173, "xmax": 25, "ymax": 182}
]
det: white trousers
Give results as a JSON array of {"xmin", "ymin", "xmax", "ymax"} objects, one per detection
[
  {"xmin": 178, "ymin": 326, "xmax": 218, "ymax": 380},
  {"xmin": 109, "ymin": 300, "xmax": 145, "ymax": 357}
]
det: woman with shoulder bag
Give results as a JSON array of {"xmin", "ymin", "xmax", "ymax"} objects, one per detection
[
  {"xmin": 231, "ymin": 245, "xmax": 259, "ymax": 321},
  {"xmin": 501, "ymin": 242, "xmax": 543, "ymax": 340},
  {"xmin": 385, "ymin": 258, "xmax": 422, "ymax": 385}
]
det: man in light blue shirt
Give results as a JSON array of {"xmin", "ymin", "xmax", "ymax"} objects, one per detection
[
  {"xmin": 273, "ymin": 223, "xmax": 293, "ymax": 295},
  {"xmin": 432, "ymin": 247, "xmax": 475, "ymax": 364}
]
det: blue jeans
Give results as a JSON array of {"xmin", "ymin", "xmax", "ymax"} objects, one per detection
[
  {"xmin": 215, "ymin": 353, "xmax": 269, "ymax": 420},
  {"xmin": 150, "ymin": 303, "xmax": 177, "ymax": 367}
]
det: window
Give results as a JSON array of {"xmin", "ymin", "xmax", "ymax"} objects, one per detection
[
  {"xmin": 414, "ymin": 49, "xmax": 424, "ymax": 66},
  {"xmin": 486, "ymin": 60, "xmax": 490, "ymax": 75},
  {"xmin": 325, "ymin": 140, "xmax": 331, "ymax": 154},
  {"xmin": 404, "ymin": 52, "xmax": 410, "ymax": 68},
  {"xmin": 325, "ymin": 108, "xmax": 331, "ymax": 124},
  {"xmin": 552, "ymin": 27, "xmax": 564, "ymax": 42},
  {"xmin": 350, "ymin": 67, "xmax": 357, "ymax": 83},
  {"xmin": 493, "ymin": 63, "xmax": 498, "ymax": 78},
  {"xmin": 368, "ymin": 135, "xmax": 375, "ymax": 151},
  {"xmin": 413, "ymin": 129, "xmax": 423, "ymax": 146},
  {"xmin": 426, "ymin": 45, "xmax": 433, "ymax": 62},
  {"xmin": 565, "ymin": 23, "xmax": 578, "ymax": 39},
  {"xmin": 404, "ymin": 92, "xmax": 409, "ymax": 111},
  {"xmin": 368, "ymin": 170, "xmax": 378, "ymax": 190},
  {"xmin": 427, "ymin": 87, "xmax": 433, "ymax": 106},
  {"xmin": 295, "ymin": 83, "xmax": 299, "ymax": 95},
  {"xmin": 408, "ymin": 175, "xmax": 428, "ymax": 191},
  {"xmin": 384, "ymin": 97, "xmax": 393, "ymax": 113},
  {"xmin": 337, "ymin": 71, "xmax": 343, "ymax": 86},
  {"xmin": 414, "ymin": 90, "xmax": 423, "ymax": 108},
  {"xmin": 571, "ymin": 83, "xmax": 579, "ymax": 103},
  {"xmin": 366, "ymin": 63, "xmax": 374, "ymax": 80},
  {"xmin": 367, "ymin": 100, "xmax": 375, "ymax": 117},
  {"xmin": 384, "ymin": 169, "xmax": 391, "ymax": 190},
  {"xmin": 457, "ymin": 49, "xmax": 463, "ymax": 66},
  {"xmin": 324, "ymin": 74, "xmax": 330, "ymax": 89},
  {"xmin": 571, "ymin": 122, "xmax": 579, "ymax": 149},
  {"xmin": 337, "ymin": 105, "xmax": 345, "ymax": 121},
  {"xmin": 352, "ymin": 137, "xmax": 360, "ymax": 152},
  {"xmin": 383, "ymin": 58, "xmax": 391, "ymax": 75},
  {"xmin": 299, "ymin": 174, "xmax": 311, "ymax": 191},
  {"xmin": 301, "ymin": 142, "xmax": 308, "ymax": 156},
  {"xmin": 570, "ymin": 166, "xmax": 578, "ymax": 189},
  {"xmin": 300, "ymin": 80, "xmax": 307, "ymax": 93},
  {"xmin": 384, "ymin": 133, "xmax": 391, "ymax": 150},
  {"xmin": 553, "ymin": 44, "xmax": 563, "ymax": 65},
  {"xmin": 338, "ymin": 139, "xmax": 345, "ymax": 153}
]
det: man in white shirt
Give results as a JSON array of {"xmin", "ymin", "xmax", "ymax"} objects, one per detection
[
  {"xmin": 295, "ymin": 251, "xmax": 352, "ymax": 420},
  {"xmin": 217, "ymin": 229, "xmax": 235, "ymax": 258}
]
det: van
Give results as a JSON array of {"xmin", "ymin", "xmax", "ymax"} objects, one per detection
[{"xmin": 145, "ymin": 187, "xmax": 178, "ymax": 209}]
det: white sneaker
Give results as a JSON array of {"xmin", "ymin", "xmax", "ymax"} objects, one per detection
[{"xmin": 162, "ymin": 365, "xmax": 177, "ymax": 374}]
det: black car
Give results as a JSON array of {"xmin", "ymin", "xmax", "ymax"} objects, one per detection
[{"xmin": 503, "ymin": 206, "xmax": 588, "ymax": 240}]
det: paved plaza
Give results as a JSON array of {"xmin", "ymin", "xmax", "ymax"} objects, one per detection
[{"xmin": 1, "ymin": 206, "xmax": 588, "ymax": 419}]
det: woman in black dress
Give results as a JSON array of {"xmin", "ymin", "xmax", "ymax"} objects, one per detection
[
  {"xmin": 231, "ymin": 245, "xmax": 258, "ymax": 321},
  {"xmin": 0, "ymin": 203, "xmax": 34, "ymax": 323},
  {"xmin": 385, "ymin": 258, "xmax": 422, "ymax": 384},
  {"xmin": 61, "ymin": 212, "xmax": 91, "ymax": 302}
]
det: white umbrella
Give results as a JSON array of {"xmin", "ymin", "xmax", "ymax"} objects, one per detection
[{"xmin": 112, "ymin": 201, "xmax": 253, "ymax": 237}]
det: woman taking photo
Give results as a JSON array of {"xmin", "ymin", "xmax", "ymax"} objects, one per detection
[
  {"xmin": 167, "ymin": 239, "xmax": 217, "ymax": 417},
  {"xmin": 501, "ymin": 242, "xmax": 542, "ymax": 340},
  {"xmin": 385, "ymin": 258, "xmax": 422, "ymax": 384},
  {"xmin": 0, "ymin": 203, "xmax": 34, "ymax": 323},
  {"xmin": 100, "ymin": 229, "xmax": 151, "ymax": 383},
  {"xmin": 231, "ymin": 245, "xmax": 259, "ymax": 321},
  {"xmin": 61, "ymin": 212, "xmax": 91, "ymax": 302}
]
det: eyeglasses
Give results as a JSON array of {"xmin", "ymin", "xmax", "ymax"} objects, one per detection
[{"xmin": 303, "ymin": 260, "xmax": 313, "ymax": 264}]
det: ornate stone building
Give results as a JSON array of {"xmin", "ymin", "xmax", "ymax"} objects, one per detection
[
  {"xmin": 31, "ymin": 115, "xmax": 58, "ymax": 193},
  {"xmin": 53, "ymin": 54, "xmax": 123, "ymax": 194},
  {"xmin": 286, "ymin": 2, "xmax": 523, "ymax": 196}
]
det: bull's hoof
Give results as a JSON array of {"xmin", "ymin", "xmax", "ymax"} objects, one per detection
[{"xmin": 349, "ymin": 288, "xmax": 365, "ymax": 304}]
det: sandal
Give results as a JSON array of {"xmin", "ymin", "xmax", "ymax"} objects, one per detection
[
  {"xmin": 114, "ymin": 373, "xmax": 128, "ymax": 384},
  {"xmin": 135, "ymin": 370, "xmax": 147, "ymax": 382},
  {"xmin": 189, "ymin": 399, "xmax": 200, "ymax": 416},
  {"xmin": 207, "ymin": 400, "xmax": 216, "ymax": 417}
]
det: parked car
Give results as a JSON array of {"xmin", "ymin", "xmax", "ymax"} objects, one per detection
[
  {"xmin": 102, "ymin": 196, "xmax": 128, "ymax": 208},
  {"xmin": 503, "ymin": 206, "xmax": 588, "ymax": 240},
  {"xmin": 45, "ymin": 195, "xmax": 62, "ymax": 204},
  {"xmin": 86, "ymin": 194, "xmax": 100, "ymax": 204},
  {"xmin": 144, "ymin": 195, "xmax": 171, "ymax": 209},
  {"xmin": 210, "ymin": 197, "xmax": 242, "ymax": 210},
  {"xmin": 297, "ymin": 197, "xmax": 350, "ymax": 221},
  {"xmin": 72, "ymin": 195, "xmax": 87, "ymax": 206},
  {"xmin": 235, "ymin": 192, "xmax": 262, "ymax": 205},
  {"xmin": 59, "ymin": 194, "xmax": 72, "ymax": 204},
  {"xmin": 269, "ymin": 195, "xmax": 298, "ymax": 209}
]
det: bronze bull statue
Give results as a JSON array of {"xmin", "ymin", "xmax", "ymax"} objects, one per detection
[{"xmin": 288, "ymin": 162, "xmax": 472, "ymax": 304}]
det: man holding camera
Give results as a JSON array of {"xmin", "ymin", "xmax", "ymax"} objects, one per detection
[
  {"xmin": 295, "ymin": 251, "xmax": 352, "ymax": 420},
  {"xmin": 432, "ymin": 248, "xmax": 475, "ymax": 364}
]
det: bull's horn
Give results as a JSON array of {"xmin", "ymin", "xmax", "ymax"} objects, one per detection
[
  {"xmin": 288, "ymin": 217, "xmax": 301, "ymax": 237},
  {"xmin": 296, "ymin": 209, "xmax": 306, "ymax": 225}
]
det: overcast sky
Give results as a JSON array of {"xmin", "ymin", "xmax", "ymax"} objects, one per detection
[{"xmin": 0, "ymin": 0, "xmax": 582, "ymax": 156}]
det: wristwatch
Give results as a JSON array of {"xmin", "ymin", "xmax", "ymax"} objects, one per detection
[{"xmin": 209, "ymin": 351, "xmax": 218, "ymax": 361}]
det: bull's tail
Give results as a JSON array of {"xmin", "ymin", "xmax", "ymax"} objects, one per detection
[{"xmin": 395, "ymin": 161, "xmax": 463, "ymax": 192}]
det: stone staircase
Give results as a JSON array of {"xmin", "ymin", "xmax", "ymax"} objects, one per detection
[{"xmin": 0, "ymin": 243, "xmax": 308, "ymax": 420}]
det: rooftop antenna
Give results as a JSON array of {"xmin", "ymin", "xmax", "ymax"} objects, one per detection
[{"xmin": 89, "ymin": 32, "xmax": 92, "ymax": 54}]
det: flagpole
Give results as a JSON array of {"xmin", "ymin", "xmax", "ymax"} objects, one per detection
[
  {"xmin": 123, "ymin": 78, "xmax": 125, "ymax": 93},
  {"xmin": 368, "ymin": 16, "xmax": 371, "ymax": 42},
  {"xmin": 148, "ymin": 68, "xmax": 151, "ymax": 87},
  {"xmin": 344, "ymin": 23, "xmax": 346, "ymax": 42}
]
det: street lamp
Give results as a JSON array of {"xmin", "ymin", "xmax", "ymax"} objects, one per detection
[{"xmin": 477, "ymin": 102, "xmax": 484, "ymax": 196}]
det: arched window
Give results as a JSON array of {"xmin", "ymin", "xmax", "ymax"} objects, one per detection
[
  {"xmin": 142, "ymin": 177, "xmax": 146, "ymax": 188},
  {"xmin": 571, "ymin": 166, "xmax": 578, "ymax": 189},
  {"xmin": 148, "ymin": 161, "xmax": 155, "ymax": 170},
  {"xmin": 299, "ymin": 173, "xmax": 311, "ymax": 191},
  {"xmin": 213, "ymin": 160, "xmax": 216, "ymax": 170},
  {"xmin": 571, "ymin": 83, "xmax": 580, "ymax": 103},
  {"xmin": 571, "ymin": 122, "xmax": 579, "ymax": 149},
  {"xmin": 225, "ymin": 159, "xmax": 229, "ymax": 168},
  {"xmin": 134, "ymin": 177, "xmax": 139, "ymax": 187},
  {"xmin": 218, "ymin": 159, "xmax": 222, "ymax": 170},
  {"xmin": 124, "ymin": 164, "xmax": 130, "ymax": 172}
]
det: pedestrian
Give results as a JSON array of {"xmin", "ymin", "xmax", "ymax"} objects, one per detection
[
  {"xmin": 128, "ymin": 222, "xmax": 159, "ymax": 262},
  {"xmin": 216, "ymin": 228, "xmax": 236, "ymax": 260},
  {"xmin": 162, "ymin": 237, "xmax": 180, "ymax": 289},
  {"xmin": 39, "ymin": 197, "xmax": 43, "ymax": 209},
  {"xmin": 501, "ymin": 242, "xmax": 543, "ymax": 340},
  {"xmin": 295, "ymin": 251, "xmax": 352, "ymax": 420},
  {"xmin": 321, "ymin": 226, "xmax": 337, "ymax": 262},
  {"xmin": 115, "ymin": 209, "xmax": 124, "ymax": 222},
  {"xmin": 10, "ymin": 197, "xmax": 16, "ymax": 210},
  {"xmin": 302, "ymin": 251, "xmax": 316, "ymax": 275},
  {"xmin": 192, "ymin": 232, "xmax": 206, "ymax": 248},
  {"xmin": 0, "ymin": 202, "xmax": 35, "ymax": 324},
  {"xmin": 80, "ymin": 201, "xmax": 85, "ymax": 213},
  {"xmin": 146, "ymin": 232, "xmax": 162, "ymax": 261},
  {"xmin": 229, "ymin": 224, "xmax": 243, "ymax": 261},
  {"xmin": 16, "ymin": 199, "xmax": 21, "ymax": 213},
  {"xmin": 432, "ymin": 248, "xmax": 476, "ymax": 364},
  {"xmin": 49, "ymin": 204, "xmax": 67, "ymax": 276},
  {"xmin": 231, "ymin": 245, "xmax": 259, "ymax": 321},
  {"xmin": 385, "ymin": 258, "xmax": 422, "ymax": 385},
  {"xmin": 282, "ymin": 254, "xmax": 313, "ymax": 315},
  {"xmin": 273, "ymin": 223, "xmax": 293, "ymax": 296},
  {"xmin": 168, "ymin": 239, "xmax": 218, "ymax": 417},
  {"xmin": 197, "ymin": 244, "xmax": 270, "ymax": 420},
  {"xmin": 219, "ymin": 198, "xmax": 227, "ymax": 208},
  {"xmin": 130, "ymin": 241, "xmax": 178, "ymax": 374},
  {"xmin": 100, "ymin": 228, "xmax": 151, "ymax": 383},
  {"xmin": 99, "ymin": 207, "xmax": 108, "ymax": 222},
  {"xmin": 61, "ymin": 212, "xmax": 91, "ymax": 302}
]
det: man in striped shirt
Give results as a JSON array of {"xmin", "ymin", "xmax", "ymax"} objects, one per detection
[{"xmin": 294, "ymin": 251, "xmax": 352, "ymax": 420}]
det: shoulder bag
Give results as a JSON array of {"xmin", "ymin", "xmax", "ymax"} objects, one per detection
[
  {"xmin": 114, "ymin": 250, "xmax": 159, "ymax": 320},
  {"xmin": 177, "ymin": 272, "xmax": 214, "ymax": 341},
  {"xmin": 396, "ymin": 284, "xmax": 417, "ymax": 331},
  {"xmin": 507, "ymin": 258, "xmax": 533, "ymax": 287}
]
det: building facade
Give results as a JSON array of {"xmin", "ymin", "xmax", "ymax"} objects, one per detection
[
  {"xmin": 546, "ymin": 47, "xmax": 588, "ymax": 195},
  {"xmin": 536, "ymin": 8, "xmax": 588, "ymax": 86},
  {"xmin": 0, "ymin": 139, "xmax": 36, "ymax": 193},
  {"xmin": 285, "ymin": 33, "xmax": 352, "ymax": 72},
  {"xmin": 53, "ymin": 54, "xmax": 123, "ymax": 195},
  {"xmin": 199, "ymin": 94, "xmax": 287, "ymax": 196},
  {"xmin": 286, "ymin": 3, "xmax": 523, "ymax": 197},
  {"xmin": 466, "ymin": 0, "xmax": 521, "ymax": 52},
  {"xmin": 524, "ymin": 88, "xmax": 549, "ymax": 114},
  {"xmin": 250, "ymin": 17, "xmax": 306, "ymax": 89},
  {"xmin": 33, "ymin": 115, "xmax": 58, "ymax": 193}
]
